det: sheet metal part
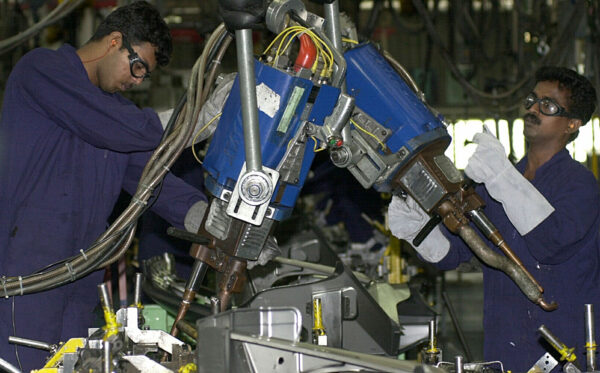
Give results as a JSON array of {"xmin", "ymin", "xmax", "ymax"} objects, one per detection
[
  {"xmin": 529, "ymin": 352, "xmax": 559, "ymax": 373},
  {"xmin": 245, "ymin": 262, "xmax": 400, "ymax": 355},
  {"xmin": 195, "ymin": 307, "xmax": 443, "ymax": 373}
]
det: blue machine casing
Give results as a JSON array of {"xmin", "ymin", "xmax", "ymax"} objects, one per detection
[
  {"xmin": 203, "ymin": 60, "xmax": 340, "ymax": 221},
  {"xmin": 204, "ymin": 44, "xmax": 451, "ymax": 221},
  {"xmin": 344, "ymin": 43, "xmax": 451, "ymax": 189}
]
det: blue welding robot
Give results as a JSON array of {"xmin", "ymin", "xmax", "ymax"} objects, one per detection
[
  {"xmin": 203, "ymin": 42, "xmax": 451, "ymax": 223},
  {"xmin": 197, "ymin": 42, "xmax": 457, "ymax": 263}
]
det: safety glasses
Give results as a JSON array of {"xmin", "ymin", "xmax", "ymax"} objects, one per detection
[
  {"xmin": 122, "ymin": 36, "xmax": 150, "ymax": 80},
  {"xmin": 524, "ymin": 92, "xmax": 579, "ymax": 119}
]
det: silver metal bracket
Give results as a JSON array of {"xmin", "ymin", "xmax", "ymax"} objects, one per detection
[{"xmin": 227, "ymin": 164, "xmax": 279, "ymax": 226}]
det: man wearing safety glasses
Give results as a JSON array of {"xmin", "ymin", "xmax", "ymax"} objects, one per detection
[
  {"xmin": 390, "ymin": 66, "xmax": 598, "ymax": 370},
  {"xmin": 0, "ymin": 2, "xmax": 213, "ymax": 370}
]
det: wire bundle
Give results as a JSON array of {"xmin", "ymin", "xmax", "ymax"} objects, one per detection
[
  {"xmin": 262, "ymin": 25, "xmax": 335, "ymax": 79},
  {"xmin": 0, "ymin": 0, "xmax": 85, "ymax": 56}
]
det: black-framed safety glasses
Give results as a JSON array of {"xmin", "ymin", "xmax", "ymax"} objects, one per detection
[
  {"xmin": 524, "ymin": 92, "xmax": 579, "ymax": 119},
  {"xmin": 121, "ymin": 36, "xmax": 151, "ymax": 80}
]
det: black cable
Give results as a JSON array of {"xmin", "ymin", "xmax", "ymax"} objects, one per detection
[
  {"xmin": 442, "ymin": 290, "xmax": 474, "ymax": 362},
  {"xmin": 386, "ymin": 0, "xmax": 426, "ymax": 35},
  {"xmin": 362, "ymin": 0, "xmax": 384, "ymax": 39}
]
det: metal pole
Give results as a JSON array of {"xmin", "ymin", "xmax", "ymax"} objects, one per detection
[
  {"xmin": 133, "ymin": 273, "xmax": 143, "ymax": 306},
  {"xmin": 235, "ymin": 28, "xmax": 262, "ymax": 172},
  {"xmin": 98, "ymin": 283, "xmax": 113, "ymax": 313},
  {"xmin": 103, "ymin": 340, "xmax": 112, "ymax": 373},
  {"xmin": 0, "ymin": 357, "xmax": 21, "ymax": 373},
  {"xmin": 455, "ymin": 355, "xmax": 464, "ymax": 373},
  {"xmin": 323, "ymin": 1, "xmax": 342, "ymax": 54},
  {"xmin": 322, "ymin": 0, "xmax": 351, "ymax": 142},
  {"xmin": 427, "ymin": 319, "xmax": 436, "ymax": 351},
  {"xmin": 585, "ymin": 304, "xmax": 597, "ymax": 370},
  {"xmin": 8, "ymin": 336, "xmax": 52, "ymax": 351},
  {"xmin": 211, "ymin": 296, "xmax": 221, "ymax": 315}
]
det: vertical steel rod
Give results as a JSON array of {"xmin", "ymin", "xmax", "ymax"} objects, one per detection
[
  {"xmin": 455, "ymin": 355, "xmax": 464, "ymax": 373},
  {"xmin": 322, "ymin": 0, "xmax": 351, "ymax": 141},
  {"xmin": 103, "ymin": 340, "xmax": 111, "ymax": 373},
  {"xmin": 235, "ymin": 28, "xmax": 262, "ymax": 172},
  {"xmin": 586, "ymin": 304, "xmax": 597, "ymax": 370},
  {"xmin": 133, "ymin": 273, "xmax": 143, "ymax": 306}
]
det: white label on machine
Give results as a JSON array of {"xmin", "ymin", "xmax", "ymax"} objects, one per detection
[{"xmin": 256, "ymin": 83, "xmax": 280, "ymax": 118}]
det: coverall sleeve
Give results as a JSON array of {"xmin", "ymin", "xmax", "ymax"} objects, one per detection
[
  {"xmin": 16, "ymin": 50, "xmax": 163, "ymax": 152},
  {"xmin": 523, "ymin": 170, "xmax": 600, "ymax": 264},
  {"xmin": 122, "ymin": 151, "xmax": 207, "ymax": 230}
]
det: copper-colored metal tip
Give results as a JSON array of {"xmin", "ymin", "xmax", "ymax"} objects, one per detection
[{"xmin": 538, "ymin": 299, "xmax": 559, "ymax": 311}]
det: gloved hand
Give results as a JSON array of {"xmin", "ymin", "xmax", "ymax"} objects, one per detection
[
  {"xmin": 190, "ymin": 73, "xmax": 236, "ymax": 146},
  {"xmin": 184, "ymin": 200, "xmax": 208, "ymax": 233},
  {"xmin": 465, "ymin": 130, "xmax": 554, "ymax": 235},
  {"xmin": 158, "ymin": 73, "xmax": 236, "ymax": 146},
  {"xmin": 388, "ymin": 195, "xmax": 450, "ymax": 263}
]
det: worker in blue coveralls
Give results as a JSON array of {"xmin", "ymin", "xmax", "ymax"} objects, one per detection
[
  {"xmin": 389, "ymin": 66, "xmax": 599, "ymax": 371},
  {"xmin": 0, "ymin": 2, "xmax": 209, "ymax": 370}
]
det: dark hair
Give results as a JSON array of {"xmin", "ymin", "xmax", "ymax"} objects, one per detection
[
  {"xmin": 535, "ymin": 66, "xmax": 597, "ymax": 124},
  {"xmin": 90, "ymin": 1, "xmax": 172, "ymax": 66}
]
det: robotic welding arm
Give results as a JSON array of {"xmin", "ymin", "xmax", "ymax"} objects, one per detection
[{"xmin": 171, "ymin": 0, "xmax": 555, "ymax": 337}]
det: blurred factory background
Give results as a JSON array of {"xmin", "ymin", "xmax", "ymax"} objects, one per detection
[{"xmin": 2, "ymin": 0, "xmax": 598, "ymax": 167}]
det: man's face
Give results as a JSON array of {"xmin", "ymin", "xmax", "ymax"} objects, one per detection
[
  {"xmin": 523, "ymin": 80, "xmax": 577, "ymax": 145},
  {"xmin": 97, "ymin": 40, "xmax": 157, "ymax": 93}
]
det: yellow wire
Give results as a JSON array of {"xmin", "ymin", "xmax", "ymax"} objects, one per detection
[
  {"xmin": 282, "ymin": 30, "xmax": 331, "ymax": 75},
  {"xmin": 274, "ymin": 28, "xmax": 300, "ymax": 66},
  {"xmin": 290, "ymin": 27, "xmax": 333, "ymax": 76},
  {"xmin": 262, "ymin": 27, "xmax": 296, "ymax": 55},
  {"xmin": 192, "ymin": 112, "xmax": 222, "ymax": 165},
  {"xmin": 279, "ymin": 28, "xmax": 329, "ymax": 73},
  {"xmin": 350, "ymin": 118, "xmax": 388, "ymax": 152},
  {"xmin": 264, "ymin": 26, "xmax": 334, "ymax": 78},
  {"xmin": 342, "ymin": 37, "xmax": 359, "ymax": 44},
  {"xmin": 306, "ymin": 31, "xmax": 334, "ymax": 77},
  {"xmin": 311, "ymin": 136, "xmax": 326, "ymax": 152}
]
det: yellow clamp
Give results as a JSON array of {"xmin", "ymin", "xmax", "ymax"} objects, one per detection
[
  {"xmin": 312, "ymin": 299, "xmax": 324, "ymax": 331},
  {"xmin": 178, "ymin": 363, "xmax": 197, "ymax": 373},
  {"xmin": 102, "ymin": 308, "xmax": 121, "ymax": 340},
  {"xmin": 557, "ymin": 345, "xmax": 577, "ymax": 362},
  {"xmin": 33, "ymin": 338, "xmax": 85, "ymax": 371},
  {"xmin": 129, "ymin": 302, "xmax": 144, "ymax": 310},
  {"xmin": 425, "ymin": 347, "xmax": 440, "ymax": 354}
]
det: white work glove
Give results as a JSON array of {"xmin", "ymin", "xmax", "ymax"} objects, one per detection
[
  {"xmin": 158, "ymin": 73, "xmax": 237, "ymax": 146},
  {"xmin": 465, "ymin": 130, "xmax": 554, "ymax": 235},
  {"xmin": 184, "ymin": 200, "xmax": 208, "ymax": 233},
  {"xmin": 388, "ymin": 195, "xmax": 450, "ymax": 263}
]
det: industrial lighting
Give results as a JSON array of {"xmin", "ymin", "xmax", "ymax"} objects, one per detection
[{"xmin": 444, "ymin": 117, "xmax": 598, "ymax": 170}]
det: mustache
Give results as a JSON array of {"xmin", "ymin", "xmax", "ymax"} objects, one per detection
[{"xmin": 523, "ymin": 113, "xmax": 541, "ymax": 125}]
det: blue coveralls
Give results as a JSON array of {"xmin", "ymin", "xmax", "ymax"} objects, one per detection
[
  {"xmin": 0, "ymin": 45, "xmax": 206, "ymax": 370},
  {"xmin": 438, "ymin": 149, "xmax": 600, "ymax": 371}
]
